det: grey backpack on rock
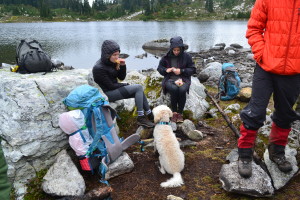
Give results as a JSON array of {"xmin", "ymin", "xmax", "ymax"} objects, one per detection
[{"xmin": 16, "ymin": 39, "xmax": 54, "ymax": 74}]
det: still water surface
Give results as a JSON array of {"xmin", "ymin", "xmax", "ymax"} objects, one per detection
[{"xmin": 0, "ymin": 20, "xmax": 249, "ymax": 70}]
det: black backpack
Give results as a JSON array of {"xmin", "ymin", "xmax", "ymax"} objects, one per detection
[{"xmin": 16, "ymin": 39, "xmax": 55, "ymax": 74}]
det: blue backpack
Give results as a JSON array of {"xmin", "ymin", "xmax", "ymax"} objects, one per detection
[
  {"xmin": 63, "ymin": 85, "xmax": 140, "ymax": 184},
  {"xmin": 218, "ymin": 63, "xmax": 241, "ymax": 101}
]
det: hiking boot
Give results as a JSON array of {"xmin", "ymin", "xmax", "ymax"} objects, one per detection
[
  {"xmin": 238, "ymin": 148, "xmax": 253, "ymax": 178},
  {"xmin": 171, "ymin": 112, "xmax": 178, "ymax": 123},
  {"xmin": 147, "ymin": 112, "xmax": 154, "ymax": 121},
  {"xmin": 177, "ymin": 113, "xmax": 184, "ymax": 123},
  {"xmin": 137, "ymin": 115, "xmax": 155, "ymax": 128},
  {"xmin": 268, "ymin": 143, "xmax": 292, "ymax": 173}
]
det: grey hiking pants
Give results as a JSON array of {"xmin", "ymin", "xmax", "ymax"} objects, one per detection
[
  {"xmin": 105, "ymin": 84, "xmax": 150, "ymax": 112},
  {"xmin": 240, "ymin": 64, "xmax": 300, "ymax": 129}
]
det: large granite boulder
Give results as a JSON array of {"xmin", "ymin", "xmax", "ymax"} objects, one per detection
[{"xmin": 0, "ymin": 67, "xmax": 90, "ymax": 199}]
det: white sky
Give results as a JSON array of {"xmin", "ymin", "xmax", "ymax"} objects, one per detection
[{"xmin": 88, "ymin": 0, "xmax": 93, "ymax": 6}]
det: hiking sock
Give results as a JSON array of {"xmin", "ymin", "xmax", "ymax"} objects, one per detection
[
  {"xmin": 137, "ymin": 111, "xmax": 144, "ymax": 117},
  {"xmin": 145, "ymin": 110, "xmax": 154, "ymax": 121},
  {"xmin": 145, "ymin": 110, "xmax": 151, "ymax": 115}
]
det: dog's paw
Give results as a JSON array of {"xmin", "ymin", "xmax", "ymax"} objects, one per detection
[{"xmin": 159, "ymin": 166, "xmax": 166, "ymax": 174}]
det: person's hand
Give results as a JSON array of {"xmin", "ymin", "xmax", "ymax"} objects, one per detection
[
  {"xmin": 116, "ymin": 58, "xmax": 125, "ymax": 66},
  {"xmin": 173, "ymin": 68, "xmax": 181, "ymax": 75},
  {"xmin": 175, "ymin": 78, "xmax": 184, "ymax": 87},
  {"xmin": 166, "ymin": 67, "xmax": 174, "ymax": 73},
  {"xmin": 116, "ymin": 58, "xmax": 125, "ymax": 65}
]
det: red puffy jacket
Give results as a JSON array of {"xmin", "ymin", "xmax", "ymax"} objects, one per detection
[{"xmin": 246, "ymin": 0, "xmax": 300, "ymax": 75}]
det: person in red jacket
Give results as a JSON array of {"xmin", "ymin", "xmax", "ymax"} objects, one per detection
[{"xmin": 238, "ymin": 0, "xmax": 300, "ymax": 178}]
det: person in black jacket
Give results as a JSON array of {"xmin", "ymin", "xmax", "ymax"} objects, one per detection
[
  {"xmin": 157, "ymin": 36, "xmax": 196, "ymax": 123},
  {"xmin": 93, "ymin": 40, "xmax": 154, "ymax": 128}
]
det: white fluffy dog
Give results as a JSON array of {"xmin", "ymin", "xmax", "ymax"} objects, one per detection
[{"xmin": 152, "ymin": 105, "xmax": 185, "ymax": 188}]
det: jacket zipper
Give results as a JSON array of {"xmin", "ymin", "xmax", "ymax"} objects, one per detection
[{"xmin": 284, "ymin": 0, "xmax": 296, "ymax": 74}]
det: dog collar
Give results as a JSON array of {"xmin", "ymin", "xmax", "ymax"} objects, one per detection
[{"xmin": 157, "ymin": 122, "xmax": 171, "ymax": 125}]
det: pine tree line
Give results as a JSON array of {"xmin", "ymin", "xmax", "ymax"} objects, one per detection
[{"xmin": 0, "ymin": 0, "xmax": 251, "ymax": 20}]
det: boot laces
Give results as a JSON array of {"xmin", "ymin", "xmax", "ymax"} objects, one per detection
[{"xmin": 273, "ymin": 156, "xmax": 288, "ymax": 165}]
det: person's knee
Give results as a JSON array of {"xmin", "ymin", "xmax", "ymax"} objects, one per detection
[
  {"xmin": 178, "ymin": 87, "xmax": 188, "ymax": 95},
  {"xmin": 240, "ymin": 108, "xmax": 265, "ymax": 129},
  {"xmin": 134, "ymin": 84, "xmax": 143, "ymax": 91}
]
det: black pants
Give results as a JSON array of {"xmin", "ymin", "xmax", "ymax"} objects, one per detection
[
  {"xmin": 105, "ymin": 84, "xmax": 150, "ymax": 112},
  {"xmin": 165, "ymin": 80, "xmax": 189, "ymax": 114},
  {"xmin": 240, "ymin": 64, "xmax": 300, "ymax": 129}
]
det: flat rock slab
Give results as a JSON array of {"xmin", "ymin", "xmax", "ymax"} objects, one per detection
[
  {"xmin": 219, "ymin": 161, "xmax": 274, "ymax": 197},
  {"xmin": 264, "ymin": 147, "xmax": 298, "ymax": 190},
  {"xmin": 105, "ymin": 152, "xmax": 134, "ymax": 180}
]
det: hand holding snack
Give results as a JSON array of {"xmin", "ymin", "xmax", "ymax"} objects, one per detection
[
  {"xmin": 175, "ymin": 78, "xmax": 184, "ymax": 87},
  {"xmin": 166, "ymin": 67, "xmax": 174, "ymax": 73},
  {"xmin": 116, "ymin": 58, "xmax": 125, "ymax": 65},
  {"xmin": 173, "ymin": 68, "xmax": 181, "ymax": 75}
]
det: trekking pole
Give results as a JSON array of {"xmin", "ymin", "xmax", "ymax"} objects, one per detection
[
  {"xmin": 205, "ymin": 89, "xmax": 240, "ymax": 138},
  {"xmin": 205, "ymin": 89, "xmax": 264, "ymax": 165}
]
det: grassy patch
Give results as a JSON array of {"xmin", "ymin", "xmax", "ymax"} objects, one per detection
[
  {"xmin": 24, "ymin": 169, "xmax": 54, "ymax": 200},
  {"xmin": 144, "ymin": 76, "xmax": 163, "ymax": 99},
  {"xmin": 190, "ymin": 148, "xmax": 228, "ymax": 163},
  {"xmin": 116, "ymin": 109, "xmax": 137, "ymax": 137}
]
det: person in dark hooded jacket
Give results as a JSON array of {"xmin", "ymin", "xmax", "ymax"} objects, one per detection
[
  {"xmin": 93, "ymin": 40, "xmax": 154, "ymax": 128},
  {"xmin": 157, "ymin": 36, "xmax": 196, "ymax": 123}
]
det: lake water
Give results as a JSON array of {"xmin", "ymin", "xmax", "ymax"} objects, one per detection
[{"xmin": 0, "ymin": 20, "xmax": 249, "ymax": 70}]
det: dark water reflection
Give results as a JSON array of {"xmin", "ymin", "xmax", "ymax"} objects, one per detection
[{"xmin": 0, "ymin": 21, "xmax": 248, "ymax": 70}]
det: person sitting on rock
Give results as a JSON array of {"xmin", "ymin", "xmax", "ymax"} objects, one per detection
[
  {"xmin": 93, "ymin": 40, "xmax": 154, "ymax": 128},
  {"xmin": 237, "ymin": 0, "xmax": 300, "ymax": 178},
  {"xmin": 157, "ymin": 36, "xmax": 196, "ymax": 123}
]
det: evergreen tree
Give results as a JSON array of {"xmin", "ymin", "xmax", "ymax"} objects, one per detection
[
  {"xmin": 39, "ymin": 0, "xmax": 51, "ymax": 18},
  {"xmin": 205, "ymin": 0, "xmax": 213, "ymax": 13},
  {"xmin": 143, "ymin": 0, "xmax": 152, "ymax": 15},
  {"xmin": 93, "ymin": 0, "xmax": 107, "ymax": 11},
  {"xmin": 83, "ymin": 0, "xmax": 91, "ymax": 14}
]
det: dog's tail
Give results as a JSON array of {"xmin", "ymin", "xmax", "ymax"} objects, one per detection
[{"xmin": 160, "ymin": 172, "xmax": 183, "ymax": 188}]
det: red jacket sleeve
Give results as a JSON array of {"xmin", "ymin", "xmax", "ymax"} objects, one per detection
[{"xmin": 246, "ymin": 0, "xmax": 268, "ymax": 63}]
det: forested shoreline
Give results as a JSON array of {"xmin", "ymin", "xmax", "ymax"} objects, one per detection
[{"xmin": 0, "ymin": 0, "xmax": 254, "ymax": 22}]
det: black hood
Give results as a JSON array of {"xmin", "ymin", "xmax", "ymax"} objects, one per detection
[
  {"xmin": 170, "ymin": 36, "xmax": 184, "ymax": 49},
  {"xmin": 168, "ymin": 36, "xmax": 184, "ymax": 56},
  {"xmin": 100, "ymin": 40, "xmax": 120, "ymax": 63}
]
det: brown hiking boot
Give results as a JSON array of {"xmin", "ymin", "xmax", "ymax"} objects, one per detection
[
  {"xmin": 137, "ymin": 115, "xmax": 155, "ymax": 128},
  {"xmin": 268, "ymin": 143, "xmax": 292, "ymax": 173},
  {"xmin": 238, "ymin": 148, "xmax": 253, "ymax": 178},
  {"xmin": 177, "ymin": 113, "xmax": 184, "ymax": 123},
  {"xmin": 171, "ymin": 112, "xmax": 178, "ymax": 123}
]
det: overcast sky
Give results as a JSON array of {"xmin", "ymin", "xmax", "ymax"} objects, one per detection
[{"xmin": 88, "ymin": 0, "xmax": 93, "ymax": 6}]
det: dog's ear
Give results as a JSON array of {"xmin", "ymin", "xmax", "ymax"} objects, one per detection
[
  {"xmin": 152, "ymin": 107, "xmax": 159, "ymax": 123},
  {"xmin": 154, "ymin": 115, "xmax": 159, "ymax": 123},
  {"xmin": 169, "ymin": 108, "xmax": 173, "ymax": 118}
]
